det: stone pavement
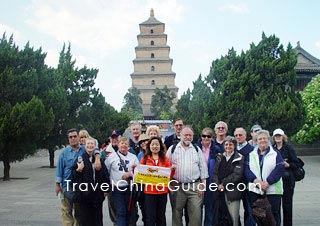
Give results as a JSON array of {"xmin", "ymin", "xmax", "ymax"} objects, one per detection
[{"xmin": 0, "ymin": 151, "xmax": 319, "ymax": 226}]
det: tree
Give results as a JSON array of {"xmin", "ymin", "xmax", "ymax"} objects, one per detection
[
  {"xmin": 0, "ymin": 34, "xmax": 54, "ymax": 180},
  {"xmin": 121, "ymin": 87, "xmax": 144, "ymax": 120},
  {"xmin": 151, "ymin": 86, "xmax": 176, "ymax": 118},
  {"xmin": 293, "ymin": 74, "xmax": 320, "ymax": 143}
]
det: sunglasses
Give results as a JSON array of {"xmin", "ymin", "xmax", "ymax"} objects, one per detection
[
  {"xmin": 174, "ymin": 124, "xmax": 183, "ymax": 127},
  {"xmin": 235, "ymin": 134, "xmax": 243, "ymax": 137},
  {"xmin": 217, "ymin": 127, "xmax": 225, "ymax": 130},
  {"xmin": 68, "ymin": 135, "xmax": 77, "ymax": 139},
  {"xmin": 201, "ymin": 134, "xmax": 212, "ymax": 139}
]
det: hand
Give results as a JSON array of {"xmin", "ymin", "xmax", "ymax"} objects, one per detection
[
  {"xmin": 122, "ymin": 172, "xmax": 132, "ymax": 180},
  {"xmin": 284, "ymin": 161, "xmax": 290, "ymax": 168},
  {"xmin": 55, "ymin": 183, "xmax": 62, "ymax": 196},
  {"xmin": 218, "ymin": 184, "xmax": 224, "ymax": 192},
  {"xmin": 94, "ymin": 158, "xmax": 101, "ymax": 171},
  {"xmin": 198, "ymin": 190, "xmax": 205, "ymax": 199},
  {"xmin": 261, "ymin": 181, "xmax": 269, "ymax": 192},
  {"xmin": 171, "ymin": 165, "xmax": 176, "ymax": 171},
  {"xmin": 77, "ymin": 161, "xmax": 84, "ymax": 172},
  {"xmin": 132, "ymin": 164, "xmax": 137, "ymax": 169}
]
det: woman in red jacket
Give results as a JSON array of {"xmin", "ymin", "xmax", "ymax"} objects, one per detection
[{"xmin": 140, "ymin": 136, "xmax": 171, "ymax": 226}]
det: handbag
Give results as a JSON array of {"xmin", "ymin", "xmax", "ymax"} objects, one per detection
[
  {"xmin": 252, "ymin": 196, "xmax": 276, "ymax": 226},
  {"xmin": 293, "ymin": 158, "xmax": 305, "ymax": 181}
]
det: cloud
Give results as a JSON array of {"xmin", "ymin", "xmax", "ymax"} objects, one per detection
[
  {"xmin": 26, "ymin": 0, "xmax": 184, "ymax": 58},
  {"xmin": 0, "ymin": 23, "xmax": 24, "ymax": 44},
  {"xmin": 316, "ymin": 41, "xmax": 320, "ymax": 49},
  {"xmin": 218, "ymin": 3, "xmax": 250, "ymax": 14}
]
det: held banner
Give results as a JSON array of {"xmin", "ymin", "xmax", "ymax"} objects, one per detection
[{"xmin": 133, "ymin": 165, "xmax": 171, "ymax": 186}]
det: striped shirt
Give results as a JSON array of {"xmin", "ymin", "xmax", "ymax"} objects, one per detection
[{"xmin": 166, "ymin": 142, "xmax": 208, "ymax": 183}]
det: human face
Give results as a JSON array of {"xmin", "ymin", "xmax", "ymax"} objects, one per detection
[
  {"xmin": 215, "ymin": 124, "xmax": 227, "ymax": 137},
  {"xmin": 201, "ymin": 132, "xmax": 212, "ymax": 146},
  {"xmin": 139, "ymin": 139, "xmax": 149, "ymax": 150},
  {"xmin": 234, "ymin": 129, "xmax": 246, "ymax": 144},
  {"xmin": 79, "ymin": 135, "xmax": 88, "ymax": 145},
  {"xmin": 149, "ymin": 130, "xmax": 158, "ymax": 138},
  {"xmin": 68, "ymin": 131, "xmax": 79, "ymax": 147},
  {"xmin": 273, "ymin": 134, "xmax": 283, "ymax": 144},
  {"xmin": 224, "ymin": 141, "xmax": 235, "ymax": 154},
  {"xmin": 110, "ymin": 136, "xmax": 119, "ymax": 147},
  {"xmin": 150, "ymin": 139, "xmax": 161, "ymax": 154},
  {"xmin": 174, "ymin": 120, "xmax": 184, "ymax": 136},
  {"xmin": 119, "ymin": 140, "xmax": 129, "ymax": 154},
  {"xmin": 181, "ymin": 128, "xmax": 193, "ymax": 146},
  {"xmin": 85, "ymin": 139, "xmax": 96, "ymax": 156},
  {"xmin": 257, "ymin": 134, "xmax": 269, "ymax": 151},
  {"xmin": 131, "ymin": 125, "xmax": 142, "ymax": 139}
]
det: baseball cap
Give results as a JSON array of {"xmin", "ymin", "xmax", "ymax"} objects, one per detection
[
  {"xmin": 273, "ymin": 128, "xmax": 284, "ymax": 136},
  {"xmin": 251, "ymin": 124, "xmax": 262, "ymax": 132},
  {"xmin": 109, "ymin": 130, "xmax": 120, "ymax": 137}
]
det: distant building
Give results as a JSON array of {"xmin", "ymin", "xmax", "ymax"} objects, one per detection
[
  {"xmin": 295, "ymin": 42, "xmax": 320, "ymax": 90},
  {"xmin": 130, "ymin": 9, "xmax": 178, "ymax": 119}
]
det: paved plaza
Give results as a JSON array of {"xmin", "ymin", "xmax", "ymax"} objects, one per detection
[{"xmin": 0, "ymin": 151, "xmax": 319, "ymax": 226}]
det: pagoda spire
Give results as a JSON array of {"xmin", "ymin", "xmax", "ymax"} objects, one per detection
[{"xmin": 150, "ymin": 8, "xmax": 154, "ymax": 17}]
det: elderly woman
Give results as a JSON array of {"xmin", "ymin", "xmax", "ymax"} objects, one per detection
[
  {"xmin": 212, "ymin": 136, "xmax": 244, "ymax": 226},
  {"xmin": 72, "ymin": 137, "xmax": 110, "ymax": 226},
  {"xmin": 272, "ymin": 128, "xmax": 299, "ymax": 226},
  {"xmin": 197, "ymin": 127, "xmax": 222, "ymax": 226},
  {"xmin": 245, "ymin": 130, "xmax": 285, "ymax": 226},
  {"xmin": 146, "ymin": 125, "xmax": 161, "ymax": 138}
]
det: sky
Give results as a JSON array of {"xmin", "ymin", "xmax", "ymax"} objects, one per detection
[{"xmin": 1, "ymin": 0, "xmax": 320, "ymax": 111}]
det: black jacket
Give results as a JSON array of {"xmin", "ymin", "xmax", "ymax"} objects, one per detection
[
  {"xmin": 72, "ymin": 151, "xmax": 110, "ymax": 203},
  {"xmin": 212, "ymin": 151, "xmax": 244, "ymax": 202}
]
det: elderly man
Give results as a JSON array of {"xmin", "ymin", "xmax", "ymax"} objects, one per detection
[
  {"xmin": 167, "ymin": 126, "xmax": 208, "ymax": 226},
  {"xmin": 164, "ymin": 118, "xmax": 185, "ymax": 149},
  {"xmin": 234, "ymin": 127, "xmax": 255, "ymax": 226},
  {"xmin": 248, "ymin": 124, "xmax": 262, "ymax": 147},
  {"xmin": 129, "ymin": 123, "xmax": 142, "ymax": 156},
  {"xmin": 214, "ymin": 121, "xmax": 228, "ymax": 152}
]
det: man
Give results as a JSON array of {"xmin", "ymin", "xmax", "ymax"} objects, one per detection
[
  {"xmin": 101, "ymin": 130, "xmax": 120, "ymax": 226},
  {"xmin": 167, "ymin": 126, "xmax": 208, "ymax": 226},
  {"xmin": 248, "ymin": 124, "xmax": 262, "ymax": 147},
  {"xmin": 164, "ymin": 118, "xmax": 185, "ymax": 149},
  {"xmin": 234, "ymin": 127, "xmax": 255, "ymax": 226},
  {"xmin": 55, "ymin": 128, "xmax": 84, "ymax": 226},
  {"xmin": 129, "ymin": 123, "xmax": 142, "ymax": 156},
  {"xmin": 214, "ymin": 121, "xmax": 228, "ymax": 152}
]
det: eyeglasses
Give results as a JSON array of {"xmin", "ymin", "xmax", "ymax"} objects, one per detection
[
  {"xmin": 201, "ymin": 134, "xmax": 212, "ymax": 139},
  {"xmin": 217, "ymin": 127, "xmax": 225, "ymax": 130},
  {"xmin": 68, "ymin": 135, "xmax": 77, "ymax": 139},
  {"xmin": 235, "ymin": 134, "xmax": 243, "ymax": 137},
  {"xmin": 174, "ymin": 124, "xmax": 183, "ymax": 127}
]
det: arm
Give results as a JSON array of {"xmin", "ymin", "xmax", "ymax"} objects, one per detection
[
  {"xmin": 221, "ymin": 158, "xmax": 244, "ymax": 186},
  {"xmin": 266, "ymin": 151, "xmax": 285, "ymax": 185},
  {"xmin": 55, "ymin": 151, "xmax": 65, "ymax": 195},
  {"xmin": 244, "ymin": 155, "xmax": 257, "ymax": 183},
  {"xmin": 94, "ymin": 149, "xmax": 101, "ymax": 170}
]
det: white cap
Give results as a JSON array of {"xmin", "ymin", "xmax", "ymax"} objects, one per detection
[{"xmin": 273, "ymin": 128, "xmax": 284, "ymax": 136}]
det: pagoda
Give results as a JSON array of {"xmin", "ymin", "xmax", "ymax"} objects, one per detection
[{"xmin": 130, "ymin": 9, "xmax": 178, "ymax": 118}]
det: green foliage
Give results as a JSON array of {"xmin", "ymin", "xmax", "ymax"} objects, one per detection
[
  {"xmin": 176, "ymin": 33, "xmax": 304, "ymax": 136},
  {"xmin": 121, "ymin": 87, "xmax": 143, "ymax": 114},
  {"xmin": 293, "ymin": 74, "xmax": 320, "ymax": 143},
  {"xmin": 151, "ymin": 85, "xmax": 176, "ymax": 118}
]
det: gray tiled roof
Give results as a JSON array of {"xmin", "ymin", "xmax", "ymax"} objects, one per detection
[{"xmin": 295, "ymin": 42, "xmax": 320, "ymax": 72}]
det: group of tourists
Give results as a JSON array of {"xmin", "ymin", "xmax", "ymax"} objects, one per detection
[{"xmin": 55, "ymin": 119, "xmax": 300, "ymax": 226}]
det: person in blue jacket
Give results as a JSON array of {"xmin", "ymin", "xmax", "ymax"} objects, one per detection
[{"xmin": 245, "ymin": 130, "xmax": 285, "ymax": 226}]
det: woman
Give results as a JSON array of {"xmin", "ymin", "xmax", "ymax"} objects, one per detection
[
  {"xmin": 79, "ymin": 129, "xmax": 98, "ymax": 147},
  {"xmin": 272, "ymin": 128, "xmax": 299, "ymax": 226},
  {"xmin": 137, "ymin": 133, "xmax": 150, "ymax": 161},
  {"xmin": 146, "ymin": 125, "xmax": 161, "ymax": 138},
  {"xmin": 197, "ymin": 127, "xmax": 221, "ymax": 226},
  {"xmin": 140, "ymin": 136, "xmax": 171, "ymax": 226},
  {"xmin": 105, "ymin": 137, "xmax": 139, "ymax": 226},
  {"xmin": 72, "ymin": 137, "xmax": 110, "ymax": 226},
  {"xmin": 212, "ymin": 136, "xmax": 244, "ymax": 226},
  {"xmin": 245, "ymin": 130, "xmax": 285, "ymax": 226}
]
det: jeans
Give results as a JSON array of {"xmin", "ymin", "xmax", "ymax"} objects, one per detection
[{"xmin": 112, "ymin": 187, "xmax": 131, "ymax": 226}]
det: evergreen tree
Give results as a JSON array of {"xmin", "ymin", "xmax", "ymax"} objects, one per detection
[
  {"xmin": 151, "ymin": 85, "xmax": 176, "ymax": 118},
  {"xmin": 0, "ymin": 34, "xmax": 54, "ymax": 179},
  {"xmin": 121, "ymin": 87, "xmax": 143, "ymax": 119}
]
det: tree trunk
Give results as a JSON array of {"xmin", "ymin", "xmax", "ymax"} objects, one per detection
[
  {"xmin": 3, "ymin": 156, "xmax": 10, "ymax": 181},
  {"xmin": 49, "ymin": 149, "xmax": 55, "ymax": 168}
]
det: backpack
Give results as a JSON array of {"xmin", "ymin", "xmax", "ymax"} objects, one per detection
[
  {"xmin": 171, "ymin": 142, "xmax": 199, "ymax": 154},
  {"xmin": 293, "ymin": 158, "xmax": 305, "ymax": 181}
]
